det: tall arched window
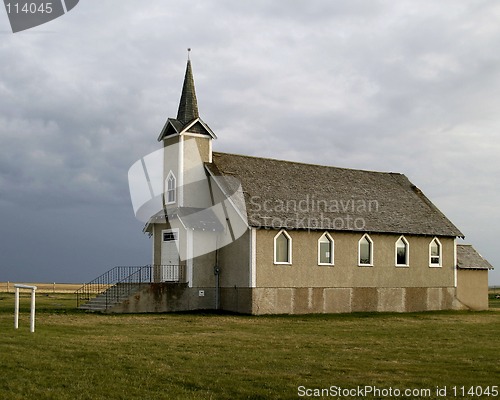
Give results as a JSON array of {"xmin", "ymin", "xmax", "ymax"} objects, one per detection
[
  {"xmin": 429, "ymin": 238, "xmax": 442, "ymax": 267},
  {"xmin": 318, "ymin": 232, "xmax": 334, "ymax": 265},
  {"xmin": 395, "ymin": 236, "xmax": 409, "ymax": 266},
  {"xmin": 274, "ymin": 230, "xmax": 292, "ymax": 264},
  {"xmin": 358, "ymin": 234, "xmax": 373, "ymax": 266},
  {"xmin": 166, "ymin": 171, "xmax": 176, "ymax": 204}
]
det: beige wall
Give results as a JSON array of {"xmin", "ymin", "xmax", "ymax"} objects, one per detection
[
  {"xmin": 255, "ymin": 230, "xmax": 455, "ymax": 289},
  {"xmin": 182, "ymin": 136, "xmax": 213, "ymax": 208},
  {"xmin": 152, "ymin": 223, "xmax": 219, "ymax": 287},
  {"xmin": 152, "ymin": 222, "xmax": 186, "ymax": 266},
  {"xmin": 193, "ymin": 135, "xmax": 211, "ymax": 163},
  {"xmin": 218, "ymin": 229, "xmax": 250, "ymax": 288},
  {"xmin": 190, "ymin": 233, "xmax": 218, "ymax": 288},
  {"xmin": 456, "ymin": 269, "xmax": 489, "ymax": 310}
]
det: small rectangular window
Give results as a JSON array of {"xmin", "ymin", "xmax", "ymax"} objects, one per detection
[{"xmin": 163, "ymin": 231, "xmax": 178, "ymax": 242}]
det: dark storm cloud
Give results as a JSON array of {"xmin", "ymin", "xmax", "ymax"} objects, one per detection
[{"xmin": 0, "ymin": 0, "xmax": 498, "ymax": 283}]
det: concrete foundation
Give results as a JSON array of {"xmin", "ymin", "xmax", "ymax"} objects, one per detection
[
  {"xmin": 250, "ymin": 286, "xmax": 463, "ymax": 315},
  {"xmin": 109, "ymin": 284, "xmax": 471, "ymax": 314}
]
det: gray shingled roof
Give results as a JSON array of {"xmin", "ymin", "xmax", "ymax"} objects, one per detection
[
  {"xmin": 207, "ymin": 152, "xmax": 464, "ymax": 237},
  {"xmin": 147, "ymin": 207, "xmax": 224, "ymax": 232},
  {"xmin": 457, "ymin": 244, "xmax": 494, "ymax": 270}
]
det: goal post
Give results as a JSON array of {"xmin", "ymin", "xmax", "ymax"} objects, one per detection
[{"xmin": 14, "ymin": 284, "xmax": 37, "ymax": 333}]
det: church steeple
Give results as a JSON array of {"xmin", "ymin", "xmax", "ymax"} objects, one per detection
[
  {"xmin": 176, "ymin": 59, "xmax": 199, "ymax": 125},
  {"xmin": 158, "ymin": 53, "xmax": 216, "ymax": 142}
]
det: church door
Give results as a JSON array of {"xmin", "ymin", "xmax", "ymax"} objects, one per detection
[{"xmin": 160, "ymin": 229, "xmax": 180, "ymax": 281}]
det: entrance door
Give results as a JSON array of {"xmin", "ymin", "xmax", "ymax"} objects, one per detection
[{"xmin": 161, "ymin": 229, "xmax": 180, "ymax": 281}]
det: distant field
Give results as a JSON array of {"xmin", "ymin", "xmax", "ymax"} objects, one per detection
[
  {"xmin": 489, "ymin": 290, "xmax": 500, "ymax": 309},
  {"xmin": 0, "ymin": 294, "xmax": 498, "ymax": 400},
  {"xmin": 0, "ymin": 282, "xmax": 84, "ymax": 293}
]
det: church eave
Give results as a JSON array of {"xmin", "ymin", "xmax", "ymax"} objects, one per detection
[{"xmin": 158, "ymin": 118, "xmax": 182, "ymax": 141}]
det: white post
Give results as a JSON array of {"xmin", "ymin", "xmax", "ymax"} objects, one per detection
[
  {"xmin": 14, "ymin": 287, "xmax": 19, "ymax": 329},
  {"xmin": 14, "ymin": 284, "xmax": 37, "ymax": 333},
  {"xmin": 30, "ymin": 288, "xmax": 36, "ymax": 333}
]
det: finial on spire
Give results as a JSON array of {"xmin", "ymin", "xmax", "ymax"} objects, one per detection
[{"xmin": 187, "ymin": 48, "xmax": 191, "ymax": 60}]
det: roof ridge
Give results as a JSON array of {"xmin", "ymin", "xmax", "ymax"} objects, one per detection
[{"xmin": 212, "ymin": 151, "xmax": 401, "ymax": 176}]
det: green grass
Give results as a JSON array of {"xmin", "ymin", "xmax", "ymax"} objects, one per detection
[
  {"xmin": 489, "ymin": 292, "xmax": 500, "ymax": 309},
  {"xmin": 0, "ymin": 293, "xmax": 498, "ymax": 399}
]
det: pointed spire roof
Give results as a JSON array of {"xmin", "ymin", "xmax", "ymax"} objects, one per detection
[
  {"xmin": 176, "ymin": 59, "xmax": 199, "ymax": 125},
  {"xmin": 158, "ymin": 54, "xmax": 217, "ymax": 141}
]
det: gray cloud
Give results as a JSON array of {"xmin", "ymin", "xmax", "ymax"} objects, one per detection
[{"xmin": 0, "ymin": 0, "xmax": 498, "ymax": 284}]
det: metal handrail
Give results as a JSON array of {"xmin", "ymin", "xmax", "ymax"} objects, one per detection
[
  {"xmin": 75, "ymin": 266, "xmax": 150, "ymax": 307},
  {"xmin": 75, "ymin": 264, "xmax": 186, "ymax": 309},
  {"xmin": 104, "ymin": 265, "xmax": 153, "ymax": 309}
]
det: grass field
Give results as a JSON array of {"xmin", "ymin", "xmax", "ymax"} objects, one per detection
[
  {"xmin": 489, "ymin": 289, "xmax": 500, "ymax": 309},
  {"xmin": 0, "ymin": 293, "xmax": 498, "ymax": 400}
]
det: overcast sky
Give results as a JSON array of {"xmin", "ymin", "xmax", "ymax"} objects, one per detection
[{"xmin": 0, "ymin": 0, "xmax": 499, "ymax": 285}]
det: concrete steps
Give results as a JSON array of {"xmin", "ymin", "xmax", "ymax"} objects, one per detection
[{"xmin": 79, "ymin": 283, "xmax": 146, "ymax": 312}]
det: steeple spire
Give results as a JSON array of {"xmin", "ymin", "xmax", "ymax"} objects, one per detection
[
  {"xmin": 158, "ymin": 52, "xmax": 216, "ymax": 142},
  {"xmin": 176, "ymin": 53, "xmax": 199, "ymax": 125}
]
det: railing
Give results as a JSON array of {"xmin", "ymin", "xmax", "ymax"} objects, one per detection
[
  {"xmin": 75, "ymin": 265, "xmax": 151, "ymax": 307},
  {"xmin": 156, "ymin": 264, "xmax": 186, "ymax": 282},
  {"xmin": 102, "ymin": 265, "xmax": 153, "ymax": 309},
  {"xmin": 76, "ymin": 264, "xmax": 186, "ymax": 308}
]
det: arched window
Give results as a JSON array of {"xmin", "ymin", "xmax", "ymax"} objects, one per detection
[
  {"xmin": 166, "ymin": 171, "xmax": 176, "ymax": 204},
  {"xmin": 395, "ymin": 236, "xmax": 409, "ymax": 266},
  {"xmin": 318, "ymin": 232, "xmax": 334, "ymax": 265},
  {"xmin": 358, "ymin": 234, "xmax": 373, "ymax": 266},
  {"xmin": 274, "ymin": 230, "xmax": 292, "ymax": 264},
  {"xmin": 429, "ymin": 238, "xmax": 442, "ymax": 267}
]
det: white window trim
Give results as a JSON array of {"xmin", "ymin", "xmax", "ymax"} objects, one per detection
[
  {"xmin": 249, "ymin": 228, "xmax": 257, "ymax": 287},
  {"xmin": 318, "ymin": 232, "xmax": 334, "ymax": 266},
  {"xmin": 166, "ymin": 170, "xmax": 176, "ymax": 205},
  {"xmin": 273, "ymin": 229, "xmax": 292, "ymax": 265},
  {"xmin": 395, "ymin": 235, "xmax": 410, "ymax": 267},
  {"xmin": 429, "ymin": 237, "xmax": 442, "ymax": 268},
  {"xmin": 358, "ymin": 233, "xmax": 374, "ymax": 267},
  {"xmin": 162, "ymin": 228, "xmax": 179, "ymax": 243}
]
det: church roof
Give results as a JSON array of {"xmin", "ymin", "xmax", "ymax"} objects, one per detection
[
  {"xmin": 146, "ymin": 207, "xmax": 224, "ymax": 232},
  {"xmin": 207, "ymin": 152, "xmax": 464, "ymax": 237},
  {"xmin": 457, "ymin": 245, "xmax": 493, "ymax": 270}
]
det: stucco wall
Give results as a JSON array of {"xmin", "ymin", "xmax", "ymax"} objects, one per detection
[
  {"xmin": 193, "ymin": 135, "xmax": 211, "ymax": 163},
  {"xmin": 255, "ymin": 230, "xmax": 455, "ymax": 288},
  {"xmin": 152, "ymin": 222, "xmax": 187, "ymax": 268},
  {"xmin": 456, "ymin": 269, "xmax": 489, "ymax": 310},
  {"xmin": 183, "ymin": 136, "xmax": 213, "ymax": 208},
  {"xmin": 218, "ymin": 229, "xmax": 250, "ymax": 288}
]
